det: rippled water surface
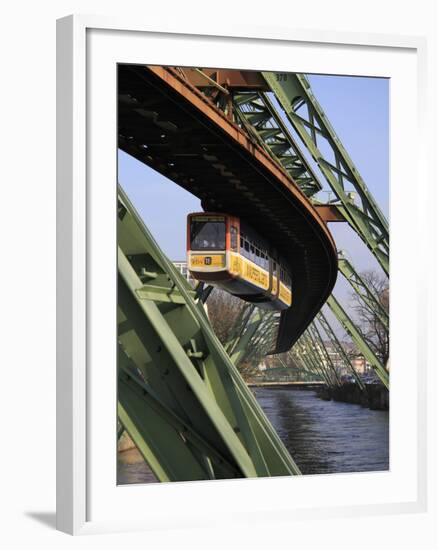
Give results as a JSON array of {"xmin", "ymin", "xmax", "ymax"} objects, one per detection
[
  {"xmin": 118, "ymin": 387, "xmax": 389, "ymax": 483},
  {"xmin": 255, "ymin": 387, "xmax": 389, "ymax": 474}
]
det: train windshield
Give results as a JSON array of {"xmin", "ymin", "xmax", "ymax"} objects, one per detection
[{"xmin": 190, "ymin": 220, "xmax": 226, "ymax": 250}]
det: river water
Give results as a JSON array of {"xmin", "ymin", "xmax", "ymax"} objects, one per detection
[
  {"xmin": 254, "ymin": 387, "xmax": 389, "ymax": 475},
  {"xmin": 118, "ymin": 387, "xmax": 389, "ymax": 483}
]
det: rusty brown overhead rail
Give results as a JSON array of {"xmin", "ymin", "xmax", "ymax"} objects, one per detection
[{"xmin": 118, "ymin": 64, "xmax": 338, "ymax": 353}]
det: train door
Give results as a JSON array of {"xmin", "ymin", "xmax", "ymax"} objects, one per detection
[
  {"xmin": 269, "ymin": 249, "xmax": 280, "ymax": 301},
  {"xmin": 228, "ymin": 216, "xmax": 240, "ymax": 276}
]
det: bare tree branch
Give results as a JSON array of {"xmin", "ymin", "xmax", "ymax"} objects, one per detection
[{"xmin": 350, "ymin": 270, "xmax": 389, "ymax": 365}]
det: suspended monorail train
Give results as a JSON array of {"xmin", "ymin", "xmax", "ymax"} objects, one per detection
[{"xmin": 187, "ymin": 213, "xmax": 292, "ymax": 310}]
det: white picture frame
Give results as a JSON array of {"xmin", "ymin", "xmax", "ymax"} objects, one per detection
[{"xmin": 56, "ymin": 14, "xmax": 428, "ymax": 535}]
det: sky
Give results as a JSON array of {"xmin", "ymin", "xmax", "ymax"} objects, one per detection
[{"xmin": 118, "ymin": 72, "xmax": 389, "ymax": 316}]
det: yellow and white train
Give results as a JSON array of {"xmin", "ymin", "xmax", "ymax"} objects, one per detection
[{"xmin": 187, "ymin": 213, "xmax": 292, "ymax": 310}]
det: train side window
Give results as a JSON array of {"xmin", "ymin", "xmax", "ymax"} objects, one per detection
[
  {"xmin": 230, "ymin": 226, "xmax": 238, "ymax": 251},
  {"xmin": 256, "ymin": 249, "xmax": 260, "ymax": 266},
  {"xmin": 244, "ymin": 241, "xmax": 249, "ymax": 256}
]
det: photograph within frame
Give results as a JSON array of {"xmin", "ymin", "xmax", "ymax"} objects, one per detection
[
  {"xmin": 116, "ymin": 64, "xmax": 389, "ymax": 485},
  {"xmin": 56, "ymin": 17, "xmax": 426, "ymax": 533}
]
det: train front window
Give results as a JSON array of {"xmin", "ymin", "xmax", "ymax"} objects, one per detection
[{"xmin": 190, "ymin": 220, "xmax": 226, "ymax": 250}]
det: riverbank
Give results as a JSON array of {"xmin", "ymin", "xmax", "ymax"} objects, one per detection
[
  {"xmin": 249, "ymin": 380, "xmax": 389, "ymax": 410},
  {"xmin": 316, "ymin": 382, "xmax": 389, "ymax": 410},
  {"xmin": 248, "ymin": 381, "xmax": 324, "ymax": 390}
]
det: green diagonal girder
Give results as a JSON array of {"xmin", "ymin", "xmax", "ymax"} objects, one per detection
[
  {"xmin": 326, "ymin": 294, "xmax": 389, "ymax": 389},
  {"xmin": 224, "ymin": 303, "xmax": 255, "ymax": 355},
  {"xmin": 301, "ymin": 332, "xmax": 338, "ymax": 387},
  {"xmin": 308, "ymin": 321, "xmax": 342, "ymax": 386},
  {"xmin": 292, "ymin": 348, "xmax": 323, "ymax": 383},
  {"xmin": 316, "ymin": 311, "xmax": 366, "ymax": 391},
  {"xmin": 229, "ymin": 308, "xmax": 265, "ymax": 365},
  {"xmin": 295, "ymin": 339, "xmax": 332, "ymax": 386}
]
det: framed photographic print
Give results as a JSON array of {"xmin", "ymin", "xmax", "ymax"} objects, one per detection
[{"xmin": 57, "ymin": 15, "xmax": 427, "ymax": 535}]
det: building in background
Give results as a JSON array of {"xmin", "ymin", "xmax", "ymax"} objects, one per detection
[{"xmin": 173, "ymin": 260, "xmax": 195, "ymax": 286}]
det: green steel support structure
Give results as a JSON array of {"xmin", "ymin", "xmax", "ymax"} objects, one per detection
[
  {"xmin": 326, "ymin": 295, "xmax": 389, "ymax": 389},
  {"xmin": 296, "ymin": 337, "xmax": 334, "ymax": 387},
  {"xmin": 228, "ymin": 308, "xmax": 265, "ymax": 366},
  {"xmin": 224, "ymin": 303, "xmax": 255, "ymax": 355},
  {"xmin": 245, "ymin": 313, "xmax": 280, "ymax": 360},
  {"xmin": 230, "ymin": 75, "xmax": 390, "ymax": 389},
  {"xmin": 308, "ymin": 322, "xmax": 342, "ymax": 387},
  {"xmin": 278, "ymin": 352, "xmax": 321, "ymax": 380},
  {"xmin": 286, "ymin": 351, "xmax": 323, "ymax": 383},
  {"xmin": 262, "ymin": 72, "xmax": 389, "ymax": 276},
  {"xmin": 117, "ymin": 188, "xmax": 300, "ymax": 480},
  {"xmin": 316, "ymin": 311, "xmax": 366, "ymax": 391},
  {"xmin": 289, "ymin": 348, "xmax": 318, "ymax": 383},
  {"xmin": 233, "ymin": 91, "xmax": 323, "ymax": 197}
]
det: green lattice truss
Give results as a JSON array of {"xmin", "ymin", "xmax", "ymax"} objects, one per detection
[{"xmin": 117, "ymin": 187, "xmax": 300, "ymax": 482}]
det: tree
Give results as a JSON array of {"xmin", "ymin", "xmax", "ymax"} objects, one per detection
[
  {"xmin": 205, "ymin": 287, "xmax": 245, "ymax": 346},
  {"xmin": 350, "ymin": 270, "xmax": 389, "ymax": 366}
]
